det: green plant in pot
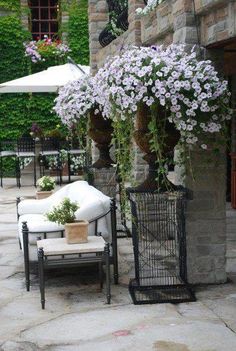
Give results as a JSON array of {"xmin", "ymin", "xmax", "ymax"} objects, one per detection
[
  {"xmin": 46, "ymin": 197, "xmax": 88, "ymax": 244},
  {"xmin": 36, "ymin": 176, "xmax": 55, "ymax": 200}
]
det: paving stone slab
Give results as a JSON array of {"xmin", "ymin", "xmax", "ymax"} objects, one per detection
[{"xmin": 0, "ymin": 178, "xmax": 236, "ymax": 350}]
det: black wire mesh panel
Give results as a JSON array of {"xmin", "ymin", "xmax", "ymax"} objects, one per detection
[{"xmin": 127, "ymin": 190, "xmax": 195, "ymax": 304}]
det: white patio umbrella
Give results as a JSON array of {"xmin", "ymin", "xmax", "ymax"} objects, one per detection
[{"xmin": 0, "ymin": 62, "xmax": 90, "ymax": 93}]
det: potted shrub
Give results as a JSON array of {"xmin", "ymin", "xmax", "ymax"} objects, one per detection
[
  {"xmin": 36, "ymin": 176, "xmax": 56, "ymax": 199},
  {"xmin": 46, "ymin": 197, "xmax": 89, "ymax": 244}
]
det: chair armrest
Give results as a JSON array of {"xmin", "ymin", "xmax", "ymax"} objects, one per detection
[{"xmin": 17, "ymin": 198, "xmax": 52, "ymax": 216}]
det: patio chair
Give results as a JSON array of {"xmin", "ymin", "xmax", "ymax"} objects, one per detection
[
  {"xmin": 39, "ymin": 137, "xmax": 61, "ymax": 184},
  {"xmin": 0, "ymin": 139, "xmax": 17, "ymax": 187},
  {"xmin": 17, "ymin": 180, "xmax": 118, "ymax": 291},
  {"xmin": 16, "ymin": 137, "xmax": 36, "ymax": 188},
  {"xmin": 67, "ymin": 146, "xmax": 88, "ymax": 183}
]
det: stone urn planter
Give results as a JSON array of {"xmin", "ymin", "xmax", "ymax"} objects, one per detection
[
  {"xmin": 88, "ymin": 110, "xmax": 114, "ymax": 168},
  {"xmin": 65, "ymin": 220, "xmax": 89, "ymax": 244},
  {"xmin": 36, "ymin": 190, "xmax": 53, "ymax": 200},
  {"xmin": 133, "ymin": 104, "xmax": 180, "ymax": 191}
]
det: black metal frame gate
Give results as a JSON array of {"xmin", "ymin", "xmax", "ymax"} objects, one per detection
[{"xmin": 127, "ymin": 189, "xmax": 195, "ymax": 304}]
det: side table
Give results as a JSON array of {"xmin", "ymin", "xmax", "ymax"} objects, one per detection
[{"xmin": 37, "ymin": 237, "xmax": 111, "ymax": 309}]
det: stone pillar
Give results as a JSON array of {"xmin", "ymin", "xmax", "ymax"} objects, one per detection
[
  {"xmin": 133, "ymin": 143, "xmax": 148, "ymax": 184},
  {"xmin": 172, "ymin": 0, "xmax": 198, "ymax": 45},
  {"xmin": 20, "ymin": 0, "xmax": 29, "ymax": 29},
  {"xmin": 184, "ymin": 147, "xmax": 227, "ymax": 284},
  {"xmin": 231, "ymin": 75, "xmax": 236, "ymax": 153},
  {"xmin": 93, "ymin": 168, "xmax": 117, "ymax": 198},
  {"xmin": 127, "ymin": 0, "xmax": 143, "ymax": 45},
  {"xmin": 88, "ymin": 0, "xmax": 108, "ymax": 74}
]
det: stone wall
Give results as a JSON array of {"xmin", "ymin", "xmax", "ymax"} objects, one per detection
[
  {"xmin": 231, "ymin": 75, "xmax": 236, "ymax": 153},
  {"xmin": 140, "ymin": 0, "xmax": 235, "ymax": 48},
  {"xmin": 196, "ymin": 0, "xmax": 236, "ymax": 46},
  {"xmin": 88, "ymin": 0, "xmax": 236, "ymax": 284},
  {"xmin": 185, "ymin": 148, "xmax": 227, "ymax": 284},
  {"xmin": 88, "ymin": 0, "xmax": 143, "ymax": 74}
]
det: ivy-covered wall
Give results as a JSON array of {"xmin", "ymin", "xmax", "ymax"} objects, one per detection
[
  {"xmin": 0, "ymin": 0, "xmax": 20, "ymax": 11},
  {"xmin": 0, "ymin": 0, "xmax": 89, "ymax": 139},
  {"xmin": 68, "ymin": 0, "xmax": 89, "ymax": 66}
]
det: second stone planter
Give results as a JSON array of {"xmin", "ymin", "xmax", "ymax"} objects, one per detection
[{"xmin": 36, "ymin": 190, "xmax": 53, "ymax": 200}]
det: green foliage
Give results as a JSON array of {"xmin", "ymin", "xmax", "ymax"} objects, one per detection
[
  {"xmin": 111, "ymin": 117, "xmax": 134, "ymax": 213},
  {"xmin": 0, "ymin": 14, "xmax": 62, "ymax": 141},
  {"xmin": 0, "ymin": 15, "xmax": 30, "ymax": 83},
  {"xmin": 0, "ymin": 0, "xmax": 20, "ymax": 11},
  {"xmin": 37, "ymin": 175, "xmax": 55, "ymax": 191},
  {"xmin": 0, "ymin": 93, "xmax": 61, "ymax": 139},
  {"xmin": 26, "ymin": 94, "xmax": 62, "ymax": 135},
  {"xmin": 0, "ymin": 1, "xmax": 89, "ymax": 144},
  {"xmin": 30, "ymin": 41, "xmax": 69, "ymax": 73},
  {"xmin": 67, "ymin": 0, "xmax": 89, "ymax": 65},
  {"xmin": 46, "ymin": 197, "xmax": 79, "ymax": 225}
]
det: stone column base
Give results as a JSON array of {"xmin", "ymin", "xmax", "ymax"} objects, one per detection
[{"xmin": 93, "ymin": 167, "xmax": 117, "ymax": 198}]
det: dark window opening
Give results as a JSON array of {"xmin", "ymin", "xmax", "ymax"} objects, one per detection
[{"xmin": 28, "ymin": 0, "xmax": 59, "ymax": 41}]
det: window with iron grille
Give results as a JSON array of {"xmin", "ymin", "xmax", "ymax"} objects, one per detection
[{"xmin": 28, "ymin": 0, "xmax": 60, "ymax": 40}]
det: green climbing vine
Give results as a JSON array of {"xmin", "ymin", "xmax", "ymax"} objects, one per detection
[
  {"xmin": 67, "ymin": 0, "xmax": 89, "ymax": 65},
  {"xmin": 0, "ymin": 0, "xmax": 20, "ymax": 12},
  {"xmin": 0, "ymin": 0, "xmax": 89, "ymax": 141}
]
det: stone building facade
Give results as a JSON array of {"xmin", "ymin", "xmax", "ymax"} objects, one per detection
[{"xmin": 88, "ymin": 0, "xmax": 236, "ymax": 284}]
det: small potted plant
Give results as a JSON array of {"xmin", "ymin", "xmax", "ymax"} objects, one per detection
[
  {"xmin": 46, "ymin": 197, "xmax": 89, "ymax": 244},
  {"xmin": 36, "ymin": 176, "xmax": 56, "ymax": 199}
]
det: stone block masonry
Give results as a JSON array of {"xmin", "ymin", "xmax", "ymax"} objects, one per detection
[
  {"xmin": 88, "ymin": 0, "xmax": 233, "ymax": 284},
  {"xmin": 185, "ymin": 148, "xmax": 227, "ymax": 284}
]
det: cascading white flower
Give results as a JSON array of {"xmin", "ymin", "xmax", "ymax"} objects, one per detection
[
  {"xmin": 54, "ymin": 44, "xmax": 232, "ymax": 151},
  {"xmin": 54, "ymin": 75, "xmax": 96, "ymax": 127},
  {"xmin": 136, "ymin": 0, "xmax": 164, "ymax": 16},
  {"xmin": 96, "ymin": 44, "xmax": 232, "ymax": 149}
]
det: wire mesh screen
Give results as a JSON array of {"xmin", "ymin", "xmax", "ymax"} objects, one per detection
[{"xmin": 127, "ymin": 190, "xmax": 195, "ymax": 304}]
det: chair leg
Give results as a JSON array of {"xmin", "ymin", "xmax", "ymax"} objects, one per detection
[
  {"xmin": 68, "ymin": 153, "xmax": 71, "ymax": 183},
  {"xmin": 0, "ymin": 157, "xmax": 3, "ymax": 187},
  {"xmin": 22, "ymin": 221, "xmax": 30, "ymax": 291},
  {"xmin": 105, "ymin": 243, "xmax": 111, "ymax": 304},
  {"xmin": 38, "ymin": 248, "xmax": 45, "ymax": 309},
  {"xmin": 99, "ymin": 261, "xmax": 103, "ymax": 290},
  {"xmin": 111, "ymin": 199, "xmax": 118, "ymax": 284},
  {"xmin": 16, "ymin": 157, "xmax": 21, "ymax": 188},
  {"xmin": 39, "ymin": 156, "xmax": 43, "ymax": 177},
  {"xmin": 33, "ymin": 156, "xmax": 37, "ymax": 187}
]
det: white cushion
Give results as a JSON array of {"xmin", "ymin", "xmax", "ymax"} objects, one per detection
[
  {"xmin": 18, "ymin": 180, "xmax": 113, "ymax": 261},
  {"xmin": 18, "ymin": 184, "xmax": 69, "ymax": 215},
  {"xmin": 18, "ymin": 181, "xmax": 91, "ymax": 215},
  {"xmin": 18, "ymin": 214, "xmax": 64, "ymax": 245}
]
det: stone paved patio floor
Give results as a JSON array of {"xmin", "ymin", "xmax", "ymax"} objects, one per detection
[{"xmin": 0, "ymin": 177, "xmax": 236, "ymax": 350}]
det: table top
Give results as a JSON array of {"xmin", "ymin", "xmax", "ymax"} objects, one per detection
[{"xmin": 37, "ymin": 237, "xmax": 106, "ymax": 256}]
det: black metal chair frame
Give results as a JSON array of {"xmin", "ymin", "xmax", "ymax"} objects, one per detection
[
  {"xmin": 18, "ymin": 198, "xmax": 118, "ymax": 291},
  {"xmin": 16, "ymin": 137, "xmax": 36, "ymax": 188},
  {"xmin": 67, "ymin": 148, "xmax": 88, "ymax": 183},
  {"xmin": 0, "ymin": 139, "xmax": 17, "ymax": 187},
  {"xmin": 39, "ymin": 137, "xmax": 62, "ymax": 185}
]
